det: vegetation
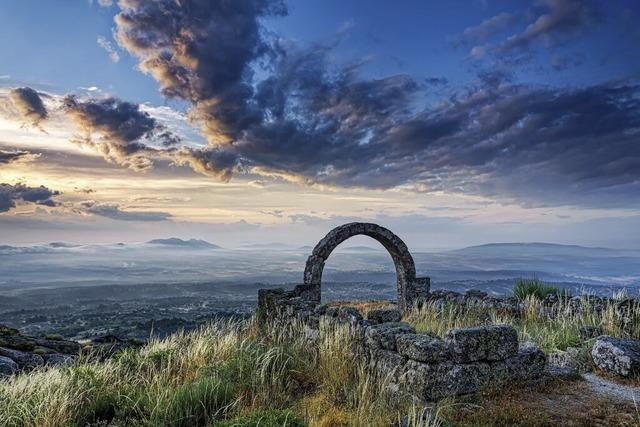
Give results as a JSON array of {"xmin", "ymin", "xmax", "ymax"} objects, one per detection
[
  {"xmin": 1, "ymin": 283, "xmax": 639, "ymax": 426},
  {"xmin": 405, "ymin": 293, "xmax": 639, "ymax": 352},
  {"xmin": 513, "ymin": 278, "xmax": 565, "ymax": 301}
]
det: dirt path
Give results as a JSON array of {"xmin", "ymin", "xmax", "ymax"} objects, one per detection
[{"xmin": 583, "ymin": 372, "xmax": 640, "ymax": 404}]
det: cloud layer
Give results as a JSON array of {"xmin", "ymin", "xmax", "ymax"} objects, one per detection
[{"xmin": 0, "ymin": 183, "xmax": 60, "ymax": 213}]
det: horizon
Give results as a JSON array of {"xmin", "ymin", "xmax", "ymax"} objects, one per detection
[{"xmin": 1, "ymin": 0, "xmax": 640, "ymax": 249}]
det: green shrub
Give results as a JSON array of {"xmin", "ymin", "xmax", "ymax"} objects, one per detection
[
  {"xmin": 154, "ymin": 376, "xmax": 235, "ymax": 427},
  {"xmin": 216, "ymin": 409, "xmax": 303, "ymax": 426},
  {"xmin": 513, "ymin": 278, "xmax": 563, "ymax": 300}
]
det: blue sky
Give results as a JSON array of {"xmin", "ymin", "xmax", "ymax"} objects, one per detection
[{"xmin": 0, "ymin": 0, "xmax": 639, "ymax": 249}]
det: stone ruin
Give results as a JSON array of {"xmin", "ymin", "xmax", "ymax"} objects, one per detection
[{"xmin": 258, "ymin": 222, "xmax": 547, "ymax": 401}]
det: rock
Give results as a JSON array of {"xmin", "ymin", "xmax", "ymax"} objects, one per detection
[
  {"xmin": 445, "ymin": 324, "xmax": 518, "ymax": 362},
  {"xmin": 579, "ymin": 325, "xmax": 603, "ymax": 341},
  {"xmin": 43, "ymin": 353, "xmax": 75, "ymax": 367},
  {"xmin": 370, "ymin": 348, "xmax": 407, "ymax": 378},
  {"xmin": 431, "ymin": 361, "xmax": 491, "ymax": 399},
  {"xmin": 548, "ymin": 347, "xmax": 584, "ymax": 371},
  {"xmin": 0, "ymin": 347, "xmax": 44, "ymax": 370},
  {"xmin": 396, "ymin": 333, "xmax": 447, "ymax": 363},
  {"xmin": 545, "ymin": 365, "xmax": 578, "ymax": 379},
  {"xmin": 592, "ymin": 336, "xmax": 640, "ymax": 377},
  {"xmin": 465, "ymin": 289, "xmax": 488, "ymax": 300},
  {"xmin": 34, "ymin": 338, "xmax": 81, "ymax": 355},
  {"xmin": 491, "ymin": 344, "xmax": 547, "ymax": 382},
  {"xmin": 0, "ymin": 355, "xmax": 18, "ymax": 378},
  {"xmin": 365, "ymin": 322, "xmax": 415, "ymax": 351},
  {"xmin": 367, "ymin": 309, "xmax": 402, "ymax": 324}
]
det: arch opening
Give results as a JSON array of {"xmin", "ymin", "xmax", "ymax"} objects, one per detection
[{"xmin": 299, "ymin": 222, "xmax": 428, "ymax": 310}]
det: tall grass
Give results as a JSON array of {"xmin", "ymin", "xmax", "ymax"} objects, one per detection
[
  {"xmin": 513, "ymin": 278, "xmax": 564, "ymax": 300},
  {"xmin": 0, "ymin": 318, "xmax": 424, "ymax": 427},
  {"xmin": 405, "ymin": 293, "xmax": 640, "ymax": 352}
]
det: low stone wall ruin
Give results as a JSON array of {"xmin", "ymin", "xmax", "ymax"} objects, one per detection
[
  {"xmin": 257, "ymin": 222, "xmax": 547, "ymax": 400},
  {"xmin": 257, "ymin": 289, "xmax": 547, "ymax": 401}
]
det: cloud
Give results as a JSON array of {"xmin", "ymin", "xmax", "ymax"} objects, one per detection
[
  {"xmin": 78, "ymin": 200, "xmax": 171, "ymax": 221},
  {"xmin": 0, "ymin": 183, "xmax": 61, "ymax": 213},
  {"xmin": 97, "ymin": 36, "xmax": 120, "ymax": 63},
  {"xmin": 115, "ymin": 0, "xmax": 287, "ymax": 144},
  {"xmin": 0, "ymin": 149, "xmax": 40, "ymax": 165},
  {"xmin": 458, "ymin": 12, "xmax": 516, "ymax": 45},
  {"xmin": 171, "ymin": 147, "xmax": 238, "ymax": 181},
  {"xmin": 97, "ymin": 0, "xmax": 113, "ymax": 7},
  {"xmin": 8, "ymin": 87, "xmax": 48, "ymax": 126},
  {"xmin": 500, "ymin": 0, "xmax": 595, "ymax": 53},
  {"xmin": 107, "ymin": 1, "xmax": 640, "ymax": 209},
  {"xmin": 62, "ymin": 95, "xmax": 180, "ymax": 170}
]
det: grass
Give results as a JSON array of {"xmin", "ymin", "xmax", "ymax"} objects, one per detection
[
  {"xmin": 1, "ymin": 281, "xmax": 639, "ymax": 426},
  {"xmin": 513, "ymin": 278, "xmax": 565, "ymax": 300},
  {"xmin": 0, "ymin": 318, "xmax": 418, "ymax": 427},
  {"xmin": 405, "ymin": 282, "xmax": 639, "ymax": 353}
]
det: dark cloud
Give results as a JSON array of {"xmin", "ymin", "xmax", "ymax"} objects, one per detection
[
  {"xmin": 0, "ymin": 149, "xmax": 39, "ymax": 165},
  {"xmin": 78, "ymin": 200, "xmax": 171, "ymax": 221},
  {"xmin": 8, "ymin": 87, "xmax": 48, "ymax": 126},
  {"xmin": 115, "ymin": 0, "xmax": 286, "ymax": 143},
  {"xmin": 62, "ymin": 95, "xmax": 180, "ymax": 170},
  {"xmin": 171, "ymin": 146, "xmax": 238, "ymax": 181},
  {"xmin": 107, "ymin": 0, "xmax": 640, "ymax": 208},
  {"xmin": 0, "ymin": 183, "xmax": 61, "ymax": 213}
]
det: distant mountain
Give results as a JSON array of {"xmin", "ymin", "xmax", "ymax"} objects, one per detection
[
  {"xmin": 239, "ymin": 242, "xmax": 293, "ymax": 249},
  {"xmin": 147, "ymin": 238, "xmax": 221, "ymax": 249},
  {"xmin": 453, "ymin": 242, "xmax": 626, "ymax": 257}
]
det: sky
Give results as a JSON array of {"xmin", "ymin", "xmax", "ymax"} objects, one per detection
[{"xmin": 0, "ymin": 0, "xmax": 639, "ymax": 250}]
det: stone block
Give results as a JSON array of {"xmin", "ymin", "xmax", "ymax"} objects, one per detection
[
  {"xmin": 367, "ymin": 309, "xmax": 402, "ymax": 324},
  {"xmin": 490, "ymin": 344, "xmax": 546, "ymax": 383},
  {"xmin": 592, "ymin": 336, "xmax": 640, "ymax": 377},
  {"xmin": 365, "ymin": 322, "xmax": 415, "ymax": 351},
  {"xmin": 445, "ymin": 324, "xmax": 518, "ymax": 362},
  {"xmin": 396, "ymin": 333, "xmax": 447, "ymax": 363},
  {"xmin": 0, "ymin": 355, "xmax": 18, "ymax": 378}
]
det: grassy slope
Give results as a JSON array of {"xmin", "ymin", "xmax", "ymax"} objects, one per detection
[{"xmin": 1, "ymin": 282, "xmax": 639, "ymax": 426}]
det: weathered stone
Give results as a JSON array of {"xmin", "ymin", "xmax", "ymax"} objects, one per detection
[
  {"xmin": 43, "ymin": 353, "xmax": 75, "ymax": 367},
  {"xmin": 548, "ymin": 347, "xmax": 584, "ymax": 371},
  {"xmin": 579, "ymin": 325, "xmax": 603, "ymax": 341},
  {"xmin": 365, "ymin": 322, "xmax": 415, "ymax": 351},
  {"xmin": 402, "ymin": 360, "xmax": 436, "ymax": 396},
  {"xmin": 367, "ymin": 309, "xmax": 402, "ymax": 324},
  {"xmin": 302, "ymin": 222, "xmax": 429, "ymax": 310},
  {"xmin": 0, "ymin": 355, "xmax": 18, "ymax": 377},
  {"xmin": 396, "ymin": 333, "xmax": 447, "ymax": 363},
  {"xmin": 490, "ymin": 344, "xmax": 546, "ymax": 383},
  {"xmin": 370, "ymin": 348, "xmax": 407, "ymax": 378},
  {"xmin": 445, "ymin": 324, "xmax": 518, "ymax": 362},
  {"xmin": 430, "ymin": 361, "xmax": 491, "ymax": 399},
  {"xmin": 34, "ymin": 338, "xmax": 81, "ymax": 355},
  {"xmin": 592, "ymin": 336, "xmax": 640, "ymax": 377},
  {"xmin": 0, "ymin": 347, "xmax": 44, "ymax": 370}
]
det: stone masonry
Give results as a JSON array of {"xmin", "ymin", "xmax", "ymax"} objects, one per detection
[{"xmin": 258, "ymin": 222, "xmax": 547, "ymax": 401}]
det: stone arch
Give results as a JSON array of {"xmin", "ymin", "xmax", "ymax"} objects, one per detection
[{"xmin": 297, "ymin": 222, "xmax": 430, "ymax": 310}]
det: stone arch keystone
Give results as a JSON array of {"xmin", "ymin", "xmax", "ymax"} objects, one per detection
[{"xmin": 296, "ymin": 222, "xmax": 430, "ymax": 310}]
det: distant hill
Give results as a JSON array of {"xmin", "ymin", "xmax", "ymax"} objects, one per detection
[
  {"xmin": 147, "ymin": 238, "xmax": 221, "ymax": 249},
  {"xmin": 239, "ymin": 242, "xmax": 293, "ymax": 249},
  {"xmin": 453, "ymin": 242, "xmax": 625, "ymax": 257}
]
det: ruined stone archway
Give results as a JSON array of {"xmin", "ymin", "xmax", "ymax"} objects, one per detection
[{"xmin": 295, "ymin": 222, "xmax": 430, "ymax": 310}]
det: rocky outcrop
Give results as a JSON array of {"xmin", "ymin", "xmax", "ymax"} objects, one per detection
[
  {"xmin": 258, "ymin": 287, "xmax": 547, "ymax": 401},
  {"xmin": 0, "ymin": 325, "xmax": 143, "ymax": 378},
  {"xmin": 592, "ymin": 336, "xmax": 640, "ymax": 377}
]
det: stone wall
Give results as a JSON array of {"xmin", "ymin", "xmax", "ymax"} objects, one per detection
[{"xmin": 257, "ymin": 287, "xmax": 547, "ymax": 401}]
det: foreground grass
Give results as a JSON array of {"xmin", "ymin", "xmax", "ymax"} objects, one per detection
[
  {"xmin": 0, "ymin": 318, "xmax": 428, "ymax": 427},
  {"xmin": 405, "ymin": 293, "xmax": 640, "ymax": 352},
  {"xmin": 2, "ymin": 285, "xmax": 639, "ymax": 426}
]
